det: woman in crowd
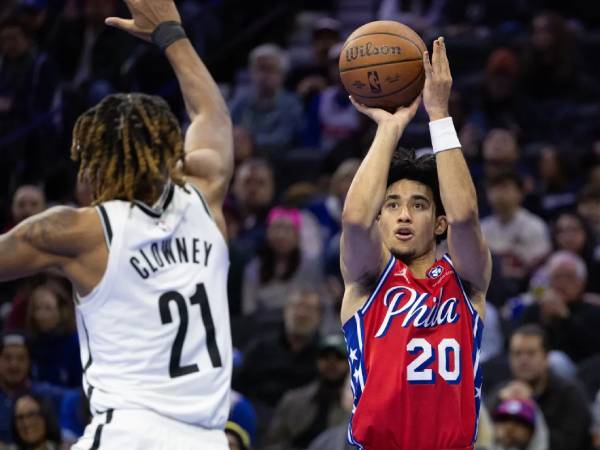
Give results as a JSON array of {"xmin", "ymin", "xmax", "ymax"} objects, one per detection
[
  {"xmin": 551, "ymin": 211, "xmax": 600, "ymax": 293},
  {"xmin": 11, "ymin": 394, "xmax": 63, "ymax": 450},
  {"xmin": 25, "ymin": 279, "xmax": 81, "ymax": 387},
  {"xmin": 242, "ymin": 207, "xmax": 322, "ymax": 315}
]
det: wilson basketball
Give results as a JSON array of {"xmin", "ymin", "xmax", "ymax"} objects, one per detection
[{"xmin": 339, "ymin": 21, "xmax": 427, "ymax": 110}]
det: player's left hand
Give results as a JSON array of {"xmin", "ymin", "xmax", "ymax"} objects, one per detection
[
  {"xmin": 105, "ymin": 0, "xmax": 181, "ymax": 42},
  {"xmin": 422, "ymin": 37, "xmax": 452, "ymax": 121}
]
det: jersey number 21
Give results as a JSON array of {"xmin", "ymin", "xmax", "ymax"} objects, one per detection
[{"xmin": 159, "ymin": 283, "xmax": 222, "ymax": 378}]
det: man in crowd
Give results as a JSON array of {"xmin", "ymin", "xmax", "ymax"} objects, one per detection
[
  {"xmin": 265, "ymin": 334, "xmax": 349, "ymax": 449},
  {"xmin": 506, "ymin": 325, "xmax": 591, "ymax": 450},
  {"xmin": 521, "ymin": 251, "xmax": 600, "ymax": 363},
  {"xmin": 482, "ymin": 172, "xmax": 551, "ymax": 286},
  {"xmin": 234, "ymin": 287, "xmax": 322, "ymax": 417},
  {"xmin": 232, "ymin": 158, "xmax": 275, "ymax": 254},
  {"xmin": 0, "ymin": 333, "xmax": 64, "ymax": 445},
  {"xmin": 8, "ymin": 184, "xmax": 46, "ymax": 228},
  {"xmin": 230, "ymin": 44, "xmax": 303, "ymax": 155},
  {"xmin": 492, "ymin": 398, "xmax": 548, "ymax": 450}
]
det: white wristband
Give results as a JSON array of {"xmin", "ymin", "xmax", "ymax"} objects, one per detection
[{"xmin": 429, "ymin": 117, "xmax": 461, "ymax": 154}]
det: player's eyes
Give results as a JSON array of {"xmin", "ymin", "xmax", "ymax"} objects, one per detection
[
  {"xmin": 387, "ymin": 202, "xmax": 399, "ymax": 209},
  {"xmin": 414, "ymin": 202, "xmax": 425, "ymax": 209}
]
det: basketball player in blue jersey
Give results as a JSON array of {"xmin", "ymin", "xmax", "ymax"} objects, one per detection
[{"xmin": 0, "ymin": 1, "xmax": 234, "ymax": 448}]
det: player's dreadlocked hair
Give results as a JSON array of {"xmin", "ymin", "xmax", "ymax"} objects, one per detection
[{"xmin": 71, "ymin": 93, "xmax": 185, "ymax": 205}]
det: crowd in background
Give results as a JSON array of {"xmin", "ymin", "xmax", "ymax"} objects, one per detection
[{"xmin": 1, "ymin": 0, "xmax": 600, "ymax": 449}]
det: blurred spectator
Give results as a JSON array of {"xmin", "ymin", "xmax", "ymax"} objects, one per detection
[
  {"xmin": 533, "ymin": 146, "xmax": 578, "ymax": 218},
  {"xmin": 265, "ymin": 334, "xmax": 349, "ymax": 450},
  {"xmin": 16, "ymin": 0, "xmax": 55, "ymax": 44},
  {"xmin": 506, "ymin": 325, "xmax": 591, "ymax": 450},
  {"xmin": 377, "ymin": 0, "xmax": 446, "ymax": 37},
  {"xmin": 492, "ymin": 398, "xmax": 549, "ymax": 450},
  {"xmin": 234, "ymin": 286, "xmax": 322, "ymax": 410},
  {"xmin": 308, "ymin": 159, "xmax": 360, "ymax": 248},
  {"xmin": 9, "ymin": 185, "xmax": 45, "ymax": 227},
  {"xmin": 476, "ymin": 405, "xmax": 494, "ymax": 450},
  {"xmin": 226, "ymin": 390, "xmax": 257, "ymax": 450},
  {"xmin": 25, "ymin": 281, "xmax": 81, "ymax": 387},
  {"xmin": 0, "ymin": 334, "xmax": 31, "ymax": 444},
  {"xmin": 481, "ymin": 303, "xmax": 504, "ymax": 364},
  {"xmin": 230, "ymin": 44, "xmax": 303, "ymax": 155},
  {"xmin": 0, "ymin": 15, "xmax": 60, "ymax": 189},
  {"xmin": 466, "ymin": 48, "xmax": 537, "ymax": 138},
  {"xmin": 585, "ymin": 142, "xmax": 600, "ymax": 188},
  {"xmin": 242, "ymin": 207, "xmax": 322, "ymax": 315},
  {"xmin": 481, "ymin": 129, "xmax": 533, "ymax": 187},
  {"xmin": 521, "ymin": 12, "xmax": 592, "ymax": 101},
  {"xmin": 0, "ymin": 333, "xmax": 64, "ymax": 445},
  {"xmin": 229, "ymin": 390, "xmax": 257, "ymax": 449},
  {"xmin": 11, "ymin": 393, "xmax": 62, "ymax": 450},
  {"xmin": 59, "ymin": 388, "xmax": 88, "ymax": 446},
  {"xmin": 288, "ymin": 17, "xmax": 341, "ymax": 95},
  {"xmin": 520, "ymin": 251, "xmax": 600, "ymax": 363},
  {"xmin": 301, "ymin": 42, "xmax": 360, "ymax": 151},
  {"xmin": 233, "ymin": 126, "xmax": 256, "ymax": 167},
  {"xmin": 226, "ymin": 420, "xmax": 252, "ymax": 450},
  {"xmin": 306, "ymin": 375, "xmax": 355, "ymax": 450},
  {"xmin": 47, "ymin": 0, "xmax": 134, "ymax": 112},
  {"xmin": 482, "ymin": 172, "xmax": 551, "ymax": 286},
  {"xmin": 577, "ymin": 184, "xmax": 600, "ymax": 241},
  {"xmin": 593, "ymin": 390, "xmax": 600, "ymax": 450},
  {"xmin": 231, "ymin": 158, "xmax": 275, "ymax": 254},
  {"xmin": 550, "ymin": 211, "xmax": 600, "ymax": 293}
]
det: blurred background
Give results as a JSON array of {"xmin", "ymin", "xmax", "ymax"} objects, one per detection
[{"xmin": 0, "ymin": 0, "xmax": 599, "ymax": 449}]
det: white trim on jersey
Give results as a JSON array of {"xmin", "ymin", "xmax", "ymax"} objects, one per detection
[{"xmin": 442, "ymin": 254, "xmax": 477, "ymax": 317}]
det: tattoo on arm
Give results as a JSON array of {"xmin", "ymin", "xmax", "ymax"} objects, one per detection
[
  {"xmin": 0, "ymin": 233, "xmax": 18, "ymax": 255},
  {"xmin": 22, "ymin": 207, "xmax": 79, "ymax": 256}
]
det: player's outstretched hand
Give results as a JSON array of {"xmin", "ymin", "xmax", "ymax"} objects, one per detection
[
  {"xmin": 422, "ymin": 37, "xmax": 452, "ymax": 121},
  {"xmin": 349, "ymin": 93, "xmax": 421, "ymax": 131},
  {"xmin": 105, "ymin": 0, "xmax": 180, "ymax": 42}
]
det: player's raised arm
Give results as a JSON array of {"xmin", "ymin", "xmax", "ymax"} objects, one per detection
[
  {"xmin": 341, "ymin": 95, "xmax": 421, "ymax": 289},
  {"xmin": 106, "ymin": 0, "xmax": 233, "ymax": 224},
  {"xmin": 423, "ymin": 37, "xmax": 491, "ymax": 297}
]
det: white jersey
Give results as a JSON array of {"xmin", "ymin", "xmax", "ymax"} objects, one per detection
[{"xmin": 75, "ymin": 183, "xmax": 232, "ymax": 430}]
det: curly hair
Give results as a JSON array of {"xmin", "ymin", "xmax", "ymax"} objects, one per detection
[
  {"xmin": 71, "ymin": 93, "xmax": 185, "ymax": 205},
  {"xmin": 387, "ymin": 148, "xmax": 445, "ymax": 217}
]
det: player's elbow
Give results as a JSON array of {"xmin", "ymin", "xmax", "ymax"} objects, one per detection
[
  {"xmin": 445, "ymin": 204, "xmax": 478, "ymax": 226},
  {"xmin": 191, "ymin": 102, "xmax": 231, "ymax": 130}
]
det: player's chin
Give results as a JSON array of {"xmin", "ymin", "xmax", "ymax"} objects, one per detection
[{"xmin": 390, "ymin": 245, "xmax": 416, "ymax": 261}]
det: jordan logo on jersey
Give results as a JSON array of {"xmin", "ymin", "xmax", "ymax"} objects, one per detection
[{"xmin": 375, "ymin": 286, "xmax": 459, "ymax": 338}]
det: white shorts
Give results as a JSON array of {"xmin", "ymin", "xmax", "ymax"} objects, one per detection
[{"xmin": 72, "ymin": 409, "xmax": 228, "ymax": 450}]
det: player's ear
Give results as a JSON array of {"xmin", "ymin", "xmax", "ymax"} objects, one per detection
[{"xmin": 434, "ymin": 214, "xmax": 447, "ymax": 236}]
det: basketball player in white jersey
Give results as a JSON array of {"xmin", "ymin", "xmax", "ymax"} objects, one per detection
[{"xmin": 0, "ymin": 1, "xmax": 234, "ymax": 448}]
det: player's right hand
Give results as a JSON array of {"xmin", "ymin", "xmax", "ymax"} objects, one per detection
[
  {"xmin": 105, "ymin": 0, "xmax": 181, "ymax": 42},
  {"xmin": 349, "ymin": 93, "xmax": 421, "ymax": 131}
]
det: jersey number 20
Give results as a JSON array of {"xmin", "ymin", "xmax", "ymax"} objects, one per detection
[
  {"xmin": 159, "ymin": 283, "xmax": 222, "ymax": 378},
  {"xmin": 407, "ymin": 338, "xmax": 461, "ymax": 384}
]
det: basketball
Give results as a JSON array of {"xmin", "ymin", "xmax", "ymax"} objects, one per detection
[{"xmin": 339, "ymin": 21, "xmax": 427, "ymax": 110}]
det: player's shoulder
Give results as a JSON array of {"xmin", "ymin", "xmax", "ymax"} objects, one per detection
[
  {"xmin": 17, "ymin": 205, "xmax": 104, "ymax": 257},
  {"xmin": 22, "ymin": 205, "xmax": 99, "ymax": 234}
]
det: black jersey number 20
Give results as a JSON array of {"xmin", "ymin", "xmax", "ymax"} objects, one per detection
[{"xmin": 159, "ymin": 283, "xmax": 222, "ymax": 378}]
